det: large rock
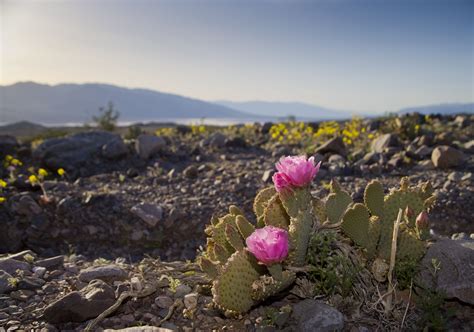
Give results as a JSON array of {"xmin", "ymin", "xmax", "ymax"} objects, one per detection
[
  {"xmin": 33, "ymin": 131, "xmax": 124, "ymax": 169},
  {"xmin": 431, "ymin": 145, "xmax": 465, "ymax": 169},
  {"xmin": 102, "ymin": 139, "xmax": 128, "ymax": 160},
  {"xmin": 371, "ymin": 133, "xmax": 399, "ymax": 153},
  {"xmin": 0, "ymin": 135, "xmax": 19, "ymax": 155},
  {"xmin": 0, "ymin": 258, "xmax": 31, "ymax": 275},
  {"xmin": 78, "ymin": 264, "xmax": 127, "ymax": 282},
  {"xmin": 135, "ymin": 134, "xmax": 166, "ymax": 159},
  {"xmin": 418, "ymin": 239, "xmax": 474, "ymax": 305},
  {"xmin": 43, "ymin": 279, "xmax": 116, "ymax": 323},
  {"xmin": 0, "ymin": 270, "xmax": 16, "ymax": 294},
  {"xmin": 200, "ymin": 132, "xmax": 227, "ymax": 149},
  {"xmin": 292, "ymin": 299, "xmax": 344, "ymax": 332},
  {"xmin": 315, "ymin": 137, "xmax": 347, "ymax": 156}
]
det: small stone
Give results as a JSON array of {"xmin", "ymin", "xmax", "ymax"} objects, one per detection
[
  {"xmin": 102, "ymin": 139, "xmax": 128, "ymax": 160},
  {"xmin": 9, "ymin": 289, "xmax": 34, "ymax": 301},
  {"xmin": 36, "ymin": 256, "xmax": 64, "ymax": 269},
  {"xmin": 136, "ymin": 134, "xmax": 166, "ymax": 159},
  {"xmin": 183, "ymin": 165, "xmax": 198, "ymax": 178},
  {"xmin": 32, "ymin": 266, "xmax": 47, "ymax": 278},
  {"xmin": 78, "ymin": 264, "xmax": 127, "ymax": 283},
  {"xmin": 173, "ymin": 284, "xmax": 192, "ymax": 298},
  {"xmin": 292, "ymin": 299, "xmax": 344, "ymax": 332},
  {"xmin": 183, "ymin": 292, "xmax": 198, "ymax": 310},
  {"xmin": 447, "ymin": 172, "xmax": 463, "ymax": 182},
  {"xmin": 155, "ymin": 295, "xmax": 174, "ymax": 308},
  {"xmin": 262, "ymin": 170, "xmax": 274, "ymax": 183},
  {"xmin": 371, "ymin": 134, "xmax": 399, "ymax": 153},
  {"xmin": 18, "ymin": 276, "xmax": 45, "ymax": 290},
  {"xmin": 131, "ymin": 203, "xmax": 163, "ymax": 227},
  {"xmin": 315, "ymin": 137, "xmax": 347, "ymax": 156},
  {"xmin": 121, "ymin": 314, "xmax": 135, "ymax": 324}
]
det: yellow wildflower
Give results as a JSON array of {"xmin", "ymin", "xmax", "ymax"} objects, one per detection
[
  {"xmin": 38, "ymin": 168, "xmax": 48, "ymax": 177},
  {"xmin": 0, "ymin": 197, "xmax": 5, "ymax": 203},
  {"xmin": 5, "ymin": 155, "xmax": 13, "ymax": 162},
  {"xmin": 11, "ymin": 159, "xmax": 22, "ymax": 166},
  {"xmin": 57, "ymin": 168, "xmax": 66, "ymax": 176},
  {"xmin": 0, "ymin": 179, "xmax": 7, "ymax": 188},
  {"xmin": 29, "ymin": 175, "xmax": 39, "ymax": 184},
  {"xmin": 368, "ymin": 134, "xmax": 375, "ymax": 139}
]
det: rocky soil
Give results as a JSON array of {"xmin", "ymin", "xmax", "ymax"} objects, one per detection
[{"xmin": 0, "ymin": 113, "xmax": 473, "ymax": 331}]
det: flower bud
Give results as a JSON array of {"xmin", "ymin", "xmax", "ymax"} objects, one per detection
[{"xmin": 416, "ymin": 211, "xmax": 429, "ymax": 229}]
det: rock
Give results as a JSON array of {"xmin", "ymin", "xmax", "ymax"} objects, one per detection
[
  {"xmin": 225, "ymin": 137, "xmax": 247, "ymax": 148},
  {"xmin": 431, "ymin": 145, "xmax": 465, "ymax": 169},
  {"xmin": 413, "ymin": 160, "xmax": 435, "ymax": 171},
  {"xmin": 105, "ymin": 327, "xmax": 174, "ymax": 332},
  {"xmin": 102, "ymin": 139, "xmax": 128, "ymax": 160},
  {"xmin": 36, "ymin": 256, "xmax": 64, "ymax": 269},
  {"xmin": 315, "ymin": 137, "xmax": 347, "ymax": 156},
  {"xmin": 414, "ymin": 145, "xmax": 433, "ymax": 159},
  {"xmin": 32, "ymin": 266, "xmax": 46, "ymax": 278},
  {"xmin": 0, "ymin": 258, "xmax": 30, "ymax": 275},
  {"xmin": 207, "ymin": 132, "xmax": 227, "ymax": 148},
  {"xmin": 0, "ymin": 135, "xmax": 18, "ymax": 154},
  {"xmin": 78, "ymin": 264, "xmax": 127, "ymax": 283},
  {"xmin": 43, "ymin": 279, "xmax": 115, "ymax": 323},
  {"xmin": 9, "ymin": 289, "xmax": 34, "ymax": 301},
  {"xmin": 262, "ymin": 170, "xmax": 274, "ymax": 183},
  {"xmin": 155, "ymin": 295, "xmax": 174, "ymax": 308},
  {"xmin": 10, "ymin": 194, "xmax": 42, "ymax": 217},
  {"xmin": 173, "ymin": 284, "xmax": 192, "ymax": 298},
  {"xmin": 131, "ymin": 203, "xmax": 164, "ymax": 227},
  {"xmin": 371, "ymin": 134, "xmax": 399, "ymax": 153},
  {"xmin": 33, "ymin": 131, "xmax": 123, "ymax": 169},
  {"xmin": 261, "ymin": 122, "xmax": 273, "ymax": 134},
  {"xmin": 18, "ymin": 276, "xmax": 45, "ymax": 290},
  {"xmin": 183, "ymin": 165, "xmax": 198, "ymax": 178},
  {"xmin": 292, "ymin": 299, "xmax": 344, "ymax": 332},
  {"xmin": 0, "ymin": 270, "xmax": 15, "ymax": 294},
  {"xmin": 447, "ymin": 171, "xmax": 464, "ymax": 182},
  {"xmin": 418, "ymin": 239, "xmax": 474, "ymax": 305},
  {"xmin": 464, "ymin": 140, "xmax": 474, "ymax": 153},
  {"xmin": 135, "ymin": 134, "xmax": 166, "ymax": 159},
  {"xmin": 183, "ymin": 292, "xmax": 198, "ymax": 310}
]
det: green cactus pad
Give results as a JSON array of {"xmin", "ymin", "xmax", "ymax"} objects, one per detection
[
  {"xmin": 229, "ymin": 205, "xmax": 244, "ymax": 216},
  {"xmin": 225, "ymin": 223, "xmax": 244, "ymax": 251},
  {"xmin": 325, "ymin": 179, "xmax": 353, "ymax": 224},
  {"xmin": 253, "ymin": 187, "xmax": 276, "ymax": 218},
  {"xmin": 280, "ymin": 188, "xmax": 314, "ymax": 266},
  {"xmin": 198, "ymin": 256, "xmax": 219, "ymax": 279},
  {"xmin": 312, "ymin": 198, "xmax": 327, "ymax": 224},
  {"xmin": 397, "ymin": 229, "xmax": 426, "ymax": 261},
  {"xmin": 341, "ymin": 203, "xmax": 377, "ymax": 256},
  {"xmin": 263, "ymin": 194, "xmax": 290, "ymax": 229},
  {"xmin": 214, "ymin": 243, "xmax": 231, "ymax": 264},
  {"xmin": 212, "ymin": 250, "xmax": 261, "ymax": 314},
  {"xmin": 235, "ymin": 215, "xmax": 255, "ymax": 239},
  {"xmin": 364, "ymin": 180, "xmax": 384, "ymax": 217},
  {"xmin": 251, "ymin": 271, "xmax": 296, "ymax": 302}
]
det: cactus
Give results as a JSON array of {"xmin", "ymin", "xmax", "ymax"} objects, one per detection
[
  {"xmin": 340, "ymin": 177, "xmax": 435, "ymax": 277},
  {"xmin": 199, "ymin": 205, "xmax": 296, "ymax": 315},
  {"xmin": 325, "ymin": 179, "xmax": 353, "ymax": 224}
]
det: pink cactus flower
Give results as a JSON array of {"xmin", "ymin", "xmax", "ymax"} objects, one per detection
[
  {"xmin": 246, "ymin": 226, "xmax": 289, "ymax": 265},
  {"xmin": 272, "ymin": 155, "xmax": 321, "ymax": 192}
]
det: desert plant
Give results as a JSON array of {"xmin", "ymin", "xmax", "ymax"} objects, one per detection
[{"xmin": 92, "ymin": 101, "xmax": 120, "ymax": 131}]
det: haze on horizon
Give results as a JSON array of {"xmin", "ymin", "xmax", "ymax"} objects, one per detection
[{"xmin": 1, "ymin": 0, "xmax": 473, "ymax": 114}]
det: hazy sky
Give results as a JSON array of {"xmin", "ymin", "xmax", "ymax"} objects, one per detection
[{"xmin": 1, "ymin": 0, "xmax": 473, "ymax": 112}]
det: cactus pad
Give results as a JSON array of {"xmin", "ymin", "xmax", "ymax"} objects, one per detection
[{"xmin": 325, "ymin": 180, "xmax": 353, "ymax": 224}]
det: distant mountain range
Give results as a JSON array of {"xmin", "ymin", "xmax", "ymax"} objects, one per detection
[
  {"xmin": 0, "ymin": 82, "xmax": 254, "ymax": 124},
  {"xmin": 398, "ymin": 103, "xmax": 473, "ymax": 115},
  {"xmin": 0, "ymin": 82, "xmax": 472, "ymax": 125},
  {"xmin": 215, "ymin": 100, "xmax": 353, "ymax": 120}
]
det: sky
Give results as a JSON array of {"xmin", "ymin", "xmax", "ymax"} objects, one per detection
[{"xmin": 1, "ymin": 0, "xmax": 473, "ymax": 113}]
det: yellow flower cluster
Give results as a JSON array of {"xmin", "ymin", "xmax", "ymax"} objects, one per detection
[
  {"xmin": 270, "ymin": 122, "xmax": 315, "ymax": 144},
  {"xmin": 191, "ymin": 124, "xmax": 206, "ymax": 135},
  {"xmin": 0, "ymin": 179, "xmax": 7, "ymax": 203},
  {"xmin": 3, "ymin": 155, "xmax": 23, "ymax": 168}
]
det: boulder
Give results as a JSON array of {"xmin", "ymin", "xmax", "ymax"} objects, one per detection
[
  {"xmin": 33, "ymin": 131, "xmax": 124, "ymax": 169},
  {"xmin": 135, "ymin": 134, "xmax": 166, "ymax": 159},
  {"xmin": 0, "ymin": 135, "xmax": 19, "ymax": 155},
  {"xmin": 371, "ymin": 134, "xmax": 399, "ymax": 153},
  {"xmin": 292, "ymin": 299, "xmax": 344, "ymax": 332},
  {"xmin": 43, "ymin": 279, "xmax": 115, "ymax": 323},
  {"xmin": 102, "ymin": 139, "xmax": 128, "ymax": 160},
  {"xmin": 418, "ymin": 239, "xmax": 474, "ymax": 305},
  {"xmin": 315, "ymin": 137, "xmax": 347, "ymax": 156},
  {"xmin": 431, "ymin": 146, "xmax": 465, "ymax": 169},
  {"xmin": 78, "ymin": 264, "xmax": 127, "ymax": 283}
]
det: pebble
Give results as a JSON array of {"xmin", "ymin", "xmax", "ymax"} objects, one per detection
[
  {"xmin": 155, "ymin": 295, "xmax": 174, "ymax": 308},
  {"xmin": 173, "ymin": 284, "xmax": 192, "ymax": 298},
  {"xmin": 183, "ymin": 292, "xmax": 198, "ymax": 310}
]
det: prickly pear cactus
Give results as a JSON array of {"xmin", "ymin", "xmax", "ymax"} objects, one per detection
[
  {"xmin": 340, "ymin": 177, "xmax": 435, "ymax": 271},
  {"xmin": 199, "ymin": 205, "xmax": 296, "ymax": 315}
]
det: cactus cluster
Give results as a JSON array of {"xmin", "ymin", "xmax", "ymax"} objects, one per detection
[
  {"xmin": 198, "ymin": 182, "xmax": 316, "ymax": 315},
  {"xmin": 319, "ymin": 177, "xmax": 435, "ymax": 280}
]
